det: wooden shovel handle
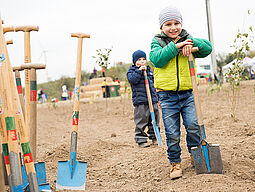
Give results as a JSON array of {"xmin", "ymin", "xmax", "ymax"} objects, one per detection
[
  {"xmin": 143, "ymin": 70, "xmax": 154, "ymax": 113},
  {"xmin": 3, "ymin": 26, "xmax": 14, "ymax": 34},
  {"xmin": 187, "ymin": 47, "xmax": 204, "ymax": 126},
  {"xmin": 71, "ymin": 33, "xmax": 90, "ymax": 133},
  {"xmin": 15, "ymin": 26, "xmax": 39, "ymax": 32},
  {"xmin": 20, "ymin": 63, "xmax": 46, "ymax": 70},
  {"xmin": 71, "ymin": 33, "xmax": 90, "ymax": 39}
]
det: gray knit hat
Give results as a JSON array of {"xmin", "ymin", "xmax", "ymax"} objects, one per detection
[{"xmin": 159, "ymin": 6, "xmax": 183, "ymax": 28}]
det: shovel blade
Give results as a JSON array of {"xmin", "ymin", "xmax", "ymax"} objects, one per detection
[
  {"xmin": 35, "ymin": 162, "xmax": 47, "ymax": 185},
  {"xmin": 150, "ymin": 112, "xmax": 162, "ymax": 146},
  {"xmin": 21, "ymin": 162, "xmax": 47, "ymax": 185},
  {"xmin": 56, "ymin": 160, "xmax": 87, "ymax": 191},
  {"xmin": 191, "ymin": 144, "xmax": 223, "ymax": 174},
  {"xmin": 21, "ymin": 162, "xmax": 51, "ymax": 191}
]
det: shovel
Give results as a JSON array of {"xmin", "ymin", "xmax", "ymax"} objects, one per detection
[
  {"xmin": 188, "ymin": 47, "xmax": 223, "ymax": 174},
  {"xmin": 143, "ymin": 70, "xmax": 162, "ymax": 146},
  {"xmin": 56, "ymin": 33, "xmax": 90, "ymax": 191}
]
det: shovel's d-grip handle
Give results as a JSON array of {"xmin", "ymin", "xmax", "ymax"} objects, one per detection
[
  {"xmin": 187, "ymin": 47, "xmax": 204, "ymax": 127},
  {"xmin": 20, "ymin": 63, "xmax": 46, "ymax": 70},
  {"xmin": 3, "ymin": 26, "xmax": 14, "ymax": 34},
  {"xmin": 71, "ymin": 33, "xmax": 90, "ymax": 39},
  {"xmin": 15, "ymin": 25, "xmax": 39, "ymax": 63},
  {"xmin": 15, "ymin": 26, "xmax": 39, "ymax": 32}
]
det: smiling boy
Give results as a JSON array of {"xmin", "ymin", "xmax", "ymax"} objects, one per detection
[{"xmin": 150, "ymin": 6, "xmax": 212, "ymax": 179}]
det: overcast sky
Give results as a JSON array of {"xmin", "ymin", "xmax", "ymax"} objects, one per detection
[{"xmin": 1, "ymin": 0, "xmax": 255, "ymax": 83}]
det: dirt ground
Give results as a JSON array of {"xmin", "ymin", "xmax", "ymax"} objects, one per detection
[{"xmin": 33, "ymin": 81, "xmax": 255, "ymax": 191}]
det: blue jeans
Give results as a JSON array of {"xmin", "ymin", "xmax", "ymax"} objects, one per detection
[{"xmin": 158, "ymin": 90, "xmax": 201, "ymax": 164}]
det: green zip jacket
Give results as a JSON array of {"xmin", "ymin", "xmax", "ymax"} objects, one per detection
[{"xmin": 149, "ymin": 30, "xmax": 212, "ymax": 91}]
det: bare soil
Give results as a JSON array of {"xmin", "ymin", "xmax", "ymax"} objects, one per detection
[{"xmin": 35, "ymin": 81, "xmax": 255, "ymax": 191}]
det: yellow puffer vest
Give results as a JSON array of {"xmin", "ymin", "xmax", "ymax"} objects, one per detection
[{"xmin": 154, "ymin": 54, "xmax": 196, "ymax": 91}]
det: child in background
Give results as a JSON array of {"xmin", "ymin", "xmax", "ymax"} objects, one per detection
[
  {"xmin": 149, "ymin": 6, "xmax": 212, "ymax": 179},
  {"xmin": 61, "ymin": 85, "xmax": 68, "ymax": 101},
  {"xmin": 37, "ymin": 88, "xmax": 43, "ymax": 103},
  {"xmin": 127, "ymin": 50, "xmax": 160, "ymax": 148}
]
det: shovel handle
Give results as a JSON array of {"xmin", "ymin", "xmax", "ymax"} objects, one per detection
[
  {"xmin": 187, "ymin": 47, "xmax": 207, "ymax": 142},
  {"xmin": 143, "ymin": 70, "xmax": 154, "ymax": 113},
  {"xmin": 72, "ymin": 38, "xmax": 83, "ymax": 133},
  {"xmin": 187, "ymin": 47, "xmax": 203, "ymax": 125},
  {"xmin": 71, "ymin": 33, "xmax": 90, "ymax": 134}
]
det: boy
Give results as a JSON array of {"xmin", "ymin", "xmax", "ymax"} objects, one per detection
[
  {"xmin": 127, "ymin": 50, "xmax": 159, "ymax": 148},
  {"xmin": 149, "ymin": 6, "xmax": 212, "ymax": 179}
]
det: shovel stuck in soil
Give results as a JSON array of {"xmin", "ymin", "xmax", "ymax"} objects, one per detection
[
  {"xmin": 56, "ymin": 33, "xmax": 90, "ymax": 191},
  {"xmin": 143, "ymin": 70, "xmax": 162, "ymax": 146},
  {"xmin": 188, "ymin": 47, "xmax": 223, "ymax": 174}
]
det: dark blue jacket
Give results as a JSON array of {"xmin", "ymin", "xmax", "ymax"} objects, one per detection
[{"xmin": 127, "ymin": 65, "xmax": 158, "ymax": 106}]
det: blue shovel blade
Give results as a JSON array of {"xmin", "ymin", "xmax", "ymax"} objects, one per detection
[
  {"xmin": 21, "ymin": 162, "xmax": 50, "ymax": 191},
  {"xmin": 21, "ymin": 162, "xmax": 47, "ymax": 185},
  {"xmin": 150, "ymin": 112, "xmax": 162, "ymax": 146},
  {"xmin": 35, "ymin": 162, "xmax": 47, "ymax": 185},
  {"xmin": 12, "ymin": 185, "xmax": 24, "ymax": 192},
  {"xmin": 56, "ymin": 160, "xmax": 87, "ymax": 191},
  {"xmin": 191, "ymin": 144, "xmax": 223, "ymax": 174},
  {"xmin": 191, "ymin": 143, "xmax": 211, "ymax": 174}
]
